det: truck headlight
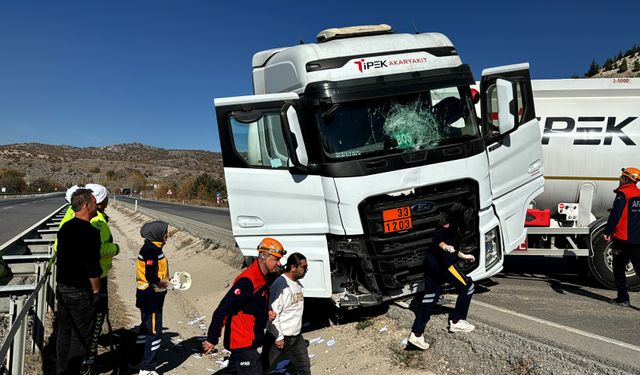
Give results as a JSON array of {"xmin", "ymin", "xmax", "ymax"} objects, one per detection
[{"xmin": 485, "ymin": 226, "xmax": 502, "ymax": 270}]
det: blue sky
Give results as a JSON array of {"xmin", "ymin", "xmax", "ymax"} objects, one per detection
[{"xmin": 1, "ymin": 1, "xmax": 638, "ymax": 152}]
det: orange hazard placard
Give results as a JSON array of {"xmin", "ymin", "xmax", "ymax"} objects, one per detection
[{"xmin": 382, "ymin": 206, "xmax": 413, "ymax": 233}]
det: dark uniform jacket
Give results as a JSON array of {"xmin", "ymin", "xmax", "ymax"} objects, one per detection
[
  {"xmin": 135, "ymin": 240, "xmax": 169, "ymax": 312},
  {"xmin": 429, "ymin": 222, "xmax": 462, "ymax": 267},
  {"xmin": 206, "ymin": 261, "xmax": 269, "ymax": 351},
  {"xmin": 604, "ymin": 183, "xmax": 640, "ymax": 244}
]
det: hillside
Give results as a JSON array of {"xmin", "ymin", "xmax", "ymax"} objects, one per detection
[
  {"xmin": 584, "ymin": 45, "xmax": 640, "ymax": 78},
  {"xmin": 0, "ymin": 143, "xmax": 223, "ymax": 195}
]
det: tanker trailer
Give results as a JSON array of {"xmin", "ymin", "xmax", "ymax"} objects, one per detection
[{"xmin": 511, "ymin": 78, "xmax": 640, "ymax": 291}]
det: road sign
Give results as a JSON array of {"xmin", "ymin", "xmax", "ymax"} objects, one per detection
[{"xmin": 167, "ymin": 189, "xmax": 173, "ymax": 195}]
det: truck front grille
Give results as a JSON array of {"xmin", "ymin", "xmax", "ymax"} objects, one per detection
[{"xmin": 358, "ymin": 179, "xmax": 479, "ymax": 292}]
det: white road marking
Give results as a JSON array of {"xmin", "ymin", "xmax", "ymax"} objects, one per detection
[
  {"xmin": 2, "ymin": 206, "xmax": 14, "ymax": 210},
  {"xmin": 472, "ymin": 300, "xmax": 640, "ymax": 353}
]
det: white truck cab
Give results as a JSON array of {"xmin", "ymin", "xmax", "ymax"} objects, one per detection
[{"xmin": 214, "ymin": 25, "xmax": 544, "ymax": 307}]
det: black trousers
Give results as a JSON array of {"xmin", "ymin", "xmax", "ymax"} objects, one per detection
[
  {"xmin": 263, "ymin": 332, "xmax": 311, "ymax": 375},
  {"xmin": 218, "ymin": 349, "xmax": 262, "ymax": 375},
  {"xmin": 86, "ymin": 277, "xmax": 108, "ymax": 363},
  {"xmin": 612, "ymin": 242, "xmax": 640, "ymax": 301},
  {"xmin": 411, "ymin": 253, "xmax": 474, "ymax": 335},
  {"xmin": 56, "ymin": 284, "xmax": 95, "ymax": 374}
]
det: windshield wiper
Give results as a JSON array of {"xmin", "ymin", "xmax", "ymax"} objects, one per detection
[{"xmin": 320, "ymin": 103, "xmax": 341, "ymax": 121}]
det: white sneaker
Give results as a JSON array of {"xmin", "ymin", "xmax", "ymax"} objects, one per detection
[
  {"xmin": 449, "ymin": 319, "xmax": 475, "ymax": 333},
  {"xmin": 139, "ymin": 370, "xmax": 159, "ymax": 375},
  {"xmin": 407, "ymin": 332, "xmax": 430, "ymax": 350}
]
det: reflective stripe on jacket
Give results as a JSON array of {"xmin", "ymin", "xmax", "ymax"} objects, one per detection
[{"xmin": 136, "ymin": 240, "xmax": 169, "ymax": 292}]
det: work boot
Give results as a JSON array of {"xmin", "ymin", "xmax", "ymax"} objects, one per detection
[
  {"xmin": 610, "ymin": 297, "xmax": 630, "ymax": 307},
  {"xmin": 407, "ymin": 332, "xmax": 430, "ymax": 350},
  {"xmin": 449, "ymin": 319, "xmax": 475, "ymax": 333}
]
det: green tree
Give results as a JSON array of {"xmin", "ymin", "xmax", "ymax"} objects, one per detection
[
  {"xmin": 29, "ymin": 178, "xmax": 53, "ymax": 192},
  {"xmin": 127, "ymin": 169, "xmax": 147, "ymax": 193},
  {"xmin": 633, "ymin": 60, "xmax": 640, "ymax": 72},
  {"xmin": 0, "ymin": 169, "xmax": 27, "ymax": 193},
  {"xmin": 618, "ymin": 59, "xmax": 628, "ymax": 73},
  {"xmin": 603, "ymin": 58, "xmax": 613, "ymax": 71},
  {"xmin": 28, "ymin": 178, "xmax": 64, "ymax": 193},
  {"xmin": 106, "ymin": 170, "xmax": 116, "ymax": 180},
  {"xmin": 191, "ymin": 173, "xmax": 226, "ymax": 201},
  {"xmin": 585, "ymin": 59, "xmax": 600, "ymax": 77},
  {"xmin": 177, "ymin": 175, "xmax": 195, "ymax": 200}
]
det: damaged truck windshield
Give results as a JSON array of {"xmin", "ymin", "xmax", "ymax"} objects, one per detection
[{"xmin": 308, "ymin": 82, "xmax": 480, "ymax": 160}]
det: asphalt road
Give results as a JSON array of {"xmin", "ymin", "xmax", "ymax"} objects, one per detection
[
  {"xmin": 475, "ymin": 255, "xmax": 640, "ymax": 347},
  {"xmin": 110, "ymin": 197, "xmax": 640, "ymax": 368},
  {"xmin": 0, "ymin": 194, "xmax": 66, "ymax": 245},
  {"xmin": 116, "ymin": 196, "xmax": 232, "ymax": 231}
]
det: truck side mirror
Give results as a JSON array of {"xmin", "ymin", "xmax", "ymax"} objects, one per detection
[
  {"xmin": 496, "ymin": 78, "xmax": 516, "ymax": 134},
  {"xmin": 281, "ymin": 103, "xmax": 309, "ymax": 170}
]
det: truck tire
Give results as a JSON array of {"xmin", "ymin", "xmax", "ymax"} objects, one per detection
[{"xmin": 589, "ymin": 221, "xmax": 640, "ymax": 291}]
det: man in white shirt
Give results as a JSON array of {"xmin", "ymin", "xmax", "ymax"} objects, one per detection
[{"xmin": 264, "ymin": 253, "xmax": 310, "ymax": 374}]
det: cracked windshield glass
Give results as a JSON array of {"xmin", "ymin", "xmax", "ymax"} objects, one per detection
[{"xmin": 316, "ymin": 86, "xmax": 479, "ymax": 160}]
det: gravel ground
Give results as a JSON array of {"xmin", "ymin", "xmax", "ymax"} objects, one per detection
[
  {"xmin": 384, "ymin": 305, "xmax": 634, "ymax": 374},
  {"xmin": 25, "ymin": 203, "xmax": 638, "ymax": 374}
]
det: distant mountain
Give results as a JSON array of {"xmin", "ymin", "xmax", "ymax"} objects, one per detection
[
  {"xmin": 0, "ymin": 142, "xmax": 223, "ymax": 192},
  {"xmin": 583, "ymin": 45, "xmax": 640, "ymax": 78}
]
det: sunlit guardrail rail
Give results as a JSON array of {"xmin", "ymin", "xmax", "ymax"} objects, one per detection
[
  {"xmin": 0, "ymin": 192, "xmax": 64, "ymax": 201},
  {"xmin": 0, "ymin": 204, "xmax": 66, "ymax": 375}
]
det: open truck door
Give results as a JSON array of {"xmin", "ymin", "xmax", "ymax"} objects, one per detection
[
  {"xmin": 480, "ymin": 63, "xmax": 545, "ymax": 252},
  {"xmin": 214, "ymin": 93, "xmax": 332, "ymax": 297}
]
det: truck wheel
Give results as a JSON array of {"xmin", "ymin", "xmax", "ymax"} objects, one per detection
[{"xmin": 589, "ymin": 224, "xmax": 640, "ymax": 291}]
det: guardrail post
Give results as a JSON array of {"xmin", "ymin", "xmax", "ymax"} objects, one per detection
[
  {"xmin": 33, "ymin": 262, "xmax": 47, "ymax": 353},
  {"xmin": 47, "ymin": 243, "xmax": 57, "ymax": 312},
  {"xmin": 8, "ymin": 296, "xmax": 27, "ymax": 375},
  {"xmin": 134, "ymin": 199, "xmax": 138, "ymax": 212}
]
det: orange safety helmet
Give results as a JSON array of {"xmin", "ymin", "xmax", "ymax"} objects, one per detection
[
  {"xmin": 257, "ymin": 237, "xmax": 287, "ymax": 258},
  {"xmin": 621, "ymin": 167, "xmax": 640, "ymax": 183}
]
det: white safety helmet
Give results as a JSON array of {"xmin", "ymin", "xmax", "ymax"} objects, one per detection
[
  {"xmin": 86, "ymin": 183, "xmax": 109, "ymax": 204},
  {"xmin": 65, "ymin": 184, "xmax": 84, "ymax": 203}
]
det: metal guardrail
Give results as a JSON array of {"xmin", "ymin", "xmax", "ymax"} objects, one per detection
[
  {"xmin": 0, "ymin": 192, "xmax": 64, "ymax": 200},
  {"xmin": 113, "ymin": 198, "xmax": 235, "ymax": 246},
  {"xmin": 0, "ymin": 205, "xmax": 65, "ymax": 375}
]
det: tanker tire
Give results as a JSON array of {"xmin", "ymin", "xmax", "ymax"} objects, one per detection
[{"xmin": 589, "ymin": 224, "xmax": 640, "ymax": 292}]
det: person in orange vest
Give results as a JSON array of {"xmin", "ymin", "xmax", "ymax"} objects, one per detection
[
  {"xmin": 603, "ymin": 167, "xmax": 640, "ymax": 307},
  {"xmin": 202, "ymin": 238, "xmax": 284, "ymax": 374}
]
